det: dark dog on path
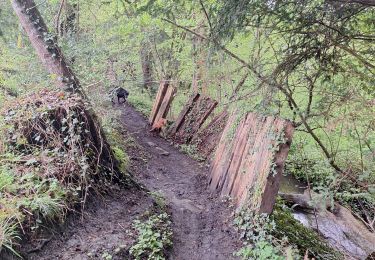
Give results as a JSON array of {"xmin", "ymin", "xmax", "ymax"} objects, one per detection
[{"xmin": 109, "ymin": 87, "xmax": 129, "ymax": 103}]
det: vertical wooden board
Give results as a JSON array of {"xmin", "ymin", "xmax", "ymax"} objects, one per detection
[
  {"xmin": 242, "ymin": 117, "xmax": 276, "ymax": 209},
  {"xmin": 209, "ymin": 110, "xmax": 237, "ymax": 190},
  {"xmin": 175, "ymin": 95, "xmax": 205, "ymax": 137},
  {"xmin": 228, "ymin": 113, "xmax": 261, "ymax": 200},
  {"xmin": 149, "ymin": 81, "xmax": 168, "ymax": 125},
  {"xmin": 259, "ymin": 120, "xmax": 294, "ymax": 213},
  {"xmin": 221, "ymin": 114, "xmax": 251, "ymax": 196},
  {"xmin": 194, "ymin": 110, "xmax": 228, "ymax": 158},
  {"xmin": 178, "ymin": 97, "xmax": 218, "ymax": 142},
  {"xmin": 208, "ymin": 111, "xmax": 294, "ymax": 213},
  {"xmin": 193, "ymin": 99, "xmax": 218, "ymax": 132},
  {"xmin": 152, "ymin": 86, "xmax": 176, "ymax": 128},
  {"xmin": 218, "ymin": 115, "xmax": 248, "ymax": 196},
  {"xmin": 192, "ymin": 109, "xmax": 228, "ymax": 144},
  {"xmin": 232, "ymin": 115, "xmax": 275, "ymax": 207},
  {"xmin": 169, "ymin": 93, "xmax": 200, "ymax": 135},
  {"xmin": 251, "ymin": 120, "xmax": 291, "ymax": 212}
]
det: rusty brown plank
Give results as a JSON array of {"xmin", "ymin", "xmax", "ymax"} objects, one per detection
[
  {"xmin": 153, "ymin": 85, "xmax": 176, "ymax": 128},
  {"xmin": 209, "ymin": 110, "xmax": 237, "ymax": 191},
  {"xmin": 190, "ymin": 98, "xmax": 218, "ymax": 136},
  {"xmin": 193, "ymin": 109, "xmax": 228, "ymax": 143},
  {"xmin": 173, "ymin": 96, "xmax": 218, "ymax": 143},
  {"xmin": 215, "ymin": 116, "xmax": 246, "ymax": 194},
  {"xmin": 232, "ymin": 115, "xmax": 274, "ymax": 208},
  {"xmin": 149, "ymin": 80, "xmax": 169, "ymax": 125},
  {"xmin": 169, "ymin": 93, "xmax": 200, "ymax": 135},
  {"xmin": 221, "ymin": 114, "xmax": 252, "ymax": 196},
  {"xmin": 209, "ymin": 112, "xmax": 294, "ymax": 214},
  {"xmin": 259, "ymin": 119, "xmax": 294, "ymax": 213},
  {"xmin": 192, "ymin": 110, "xmax": 228, "ymax": 159}
]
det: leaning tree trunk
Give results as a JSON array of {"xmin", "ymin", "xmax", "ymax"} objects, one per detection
[
  {"xmin": 11, "ymin": 0, "xmax": 80, "ymax": 93},
  {"xmin": 11, "ymin": 0, "xmax": 123, "ymax": 181}
]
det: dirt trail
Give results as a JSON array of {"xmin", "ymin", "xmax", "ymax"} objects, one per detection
[
  {"xmin": 21, "ymin": 104, "xmax": 239, "ymax": 260},
  {"xmin": 121, "ymin": 103, "xmax": 240, "ymax": 260}
]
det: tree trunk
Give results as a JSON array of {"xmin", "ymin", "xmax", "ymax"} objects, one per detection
[
  {"xmin": 140, "ymin": 42, "xmax": 154, "ymax": 91},
  {"xmin": 11, "ymin": 0, "xmax": 80, "ymax": 94},
  {"xmin": 11, "ymin": 0, "xmax": 123, "ymax": 181}
]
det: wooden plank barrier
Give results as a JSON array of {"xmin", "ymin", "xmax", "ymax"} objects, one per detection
[
  {"xmin": 149, "ymin": 80, "xmax": 175, "ymax": 128},
  {"xmin": 192, "ymin": 110, "xmax": 229, "ymax": 159},
  {"xmin": 209, "ymin": 112, "xmax": 294, "ymax": 214},
  {"xmin": 149, "ymin": 80, "xmax": 168, "ymax": 125},
  {"xmin": 169, "ymin": 93, "xmax": 218, "ymax": 143},
  {"xmin": 169, "ymin": 93, "xmax": 200, "ymax": 135}
]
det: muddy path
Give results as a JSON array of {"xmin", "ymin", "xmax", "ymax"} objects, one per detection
[
  {"xmin": 120, "ymin": 103, "xmax": 240, "ymax": 260},
  {"xmin": 18, "ymin": 103, "xmax": 239, "ymax": 260},
  {"xmin": 22, "ymin": 188, "xmax": 154, "ymax": 260}
]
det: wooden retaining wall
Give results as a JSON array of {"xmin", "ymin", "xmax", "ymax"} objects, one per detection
[
  {"xmin": 168, "ymin": 93, "xmax": 218, "ymax": 143},
  {"xmin": 192, "ymin": 110, "xmax": 229, "ymax": 159},
  {"xmin": 149, "ymin": 84, "xmax": 294, "ymax": 214},
  {"xmin": 209, "ymin": 112, "xmax": 294, "ymax": 213},
  {"xmin": 149, "ymin": 80, "xmax": 176, "ymax": 128}
]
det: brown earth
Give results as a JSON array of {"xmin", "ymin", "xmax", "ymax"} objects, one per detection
[
  {"xmin": 120, "ymin": 103, "xmax": 240, "ymax": 260},
  {"xmin": 10, "ymin": 103, "xmax": 240, "ymax": 260}
]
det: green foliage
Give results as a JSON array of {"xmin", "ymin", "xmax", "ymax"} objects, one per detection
[
  {"xmin": 149, "ymin": 191, "xmax": 167, "ymax": 210},
  {"xmin": 0, "ymin": 165, "xmax": 67, "ymax": 254},
  {"xmin": 101, "ymin": 251, "xmax": 113, "ymax": 260},
  {"xmin": 286, "ymin": 139, "xmax": 375, "ymax": 226},
  {"xmin": 0, "ymin": 90, "xmax": 126, "ymax": 255},
  {"xmin": 127, "ymin": 92, "xmax": 154, "ymax": 117},
  {"xmin": 0, "ymin": 167, "xmax": 15, "ymax": 192},
  {"xmin": 179, "ymin": 144, "xmax": 205, "ymax": 162},
  {"xmin": 236, "ymin": 240, "xmax": 285, "ymax": 260},
  {"xmin": 130, "ymin": 213, "xmax": 173, "ymax": 260},
  {"xmin": 112, "ymin": 146, "xmax": 129, "ymax": 173},
  {"xmin": 234, "ymin": 208, "xmax": 299, "ymax": 260},
  {"xmin": 0, "ymin": 218, "xmax": 22, "ymax": 259},
  {"xmin": 234, "ymin": 201, "xmax": 343, "ymax": 260},
  {"xmin": 2, "ymin": 0, "xmax": 374, "ymax": 257}
]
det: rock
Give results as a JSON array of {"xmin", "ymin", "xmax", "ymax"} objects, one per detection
[
  {"xmin": 147, "ymin": 141, "xmax": 156, "ymax": 147},
  {"xmin": 292, "ymin": 204, "xmax": 375, "ymax": 259},
  {"xmin": 155, "ymin": 147, "xmax": 169, "ymax": 156},
  {"xmin": 282, "ymin": 190, "xmax": 375, "ymax": 259}
]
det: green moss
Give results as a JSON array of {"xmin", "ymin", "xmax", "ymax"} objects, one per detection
[
  {"xmin": 112, "ymin": 146, "xmax": 129, "ymax": 172},
  {"xmin": 272, "ymin": 202, "xmax": 342, "ymax": 260}
]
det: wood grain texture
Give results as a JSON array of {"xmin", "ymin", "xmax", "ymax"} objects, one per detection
[
  {"xmin": 149, "ymin": 81, "xmax": 169, "ymax": 125},
  {"xmin": 209, "ymin": 112, "xmax": 294, "ymax": 214},
  {"xmin": 152, "ymin": 85, "xmax": 176, "ymax": 128},
  {"xmin": 169, "ymin": 93, "xmax": 200, "ymax": 135},
  {"xmin": 192, "ymin": 110, "xmax": 229, "ymax": 159},
  {"xmin": 174, "ymin": 96, "xmax": 218, "ymax": 143}
]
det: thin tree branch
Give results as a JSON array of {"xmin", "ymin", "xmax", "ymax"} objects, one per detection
[
  {"xmin": 162, "ymin": 17, "xmax": 345, "ymax": 174},
  {"xmin": 55, "ymin": 0, "xmax": 65, "ymax": 38},
  {"xmin": 336, "ymin": 43, "xmax": 375, "ymax": 71},
  {"xmin": 199, "ymin": 0, "xmax": 212, "ymax": 34}
]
